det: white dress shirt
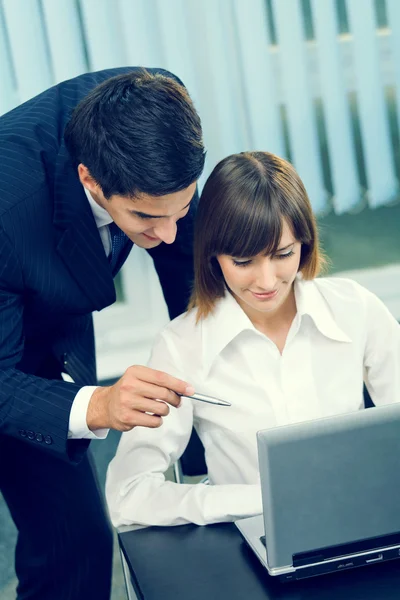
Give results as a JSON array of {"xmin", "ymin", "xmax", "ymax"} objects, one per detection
[
  {"xmin": 67, "ymin": 188, "xmax": 113, "ymax": 439},
  {"xmin": 105, "ymin": 277, "xmax": 400, "ymax": 527}
]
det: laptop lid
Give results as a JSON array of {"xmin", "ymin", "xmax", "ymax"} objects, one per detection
[{"xmin": 257, "ymin": 402, "xmax": 400, "ymax": 571}]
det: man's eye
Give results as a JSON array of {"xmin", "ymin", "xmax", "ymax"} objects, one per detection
[{"xmin": 130, "ymin": 212, "xmax": 151, "ymax": 220}]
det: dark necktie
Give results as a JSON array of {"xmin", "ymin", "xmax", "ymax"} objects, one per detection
[{"xmin": 108, "ymin": 221, "xmax": 128, "ymax": 272}]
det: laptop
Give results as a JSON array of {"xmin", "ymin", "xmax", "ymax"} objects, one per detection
[{"xmin": 235, "ymin": 402, "xmax": 400, "ymax": 581}]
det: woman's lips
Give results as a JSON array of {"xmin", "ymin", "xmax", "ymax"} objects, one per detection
[{"xmin": 249, "ymin": 289, "xmax": 278, "ymax": 300}]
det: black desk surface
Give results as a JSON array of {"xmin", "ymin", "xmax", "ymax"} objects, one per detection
[{"xmin": 119, "ymin": 522, "xmax": 400, "ymax": 600}]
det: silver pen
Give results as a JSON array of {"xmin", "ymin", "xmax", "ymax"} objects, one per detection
[{"xmin": 178, "ymin": 392, "xmax": 231, "ymax": 407}]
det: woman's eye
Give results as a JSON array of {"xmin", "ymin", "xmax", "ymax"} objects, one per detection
[
  {"xmin": 275, "ymin": 250, "xmax": 294, "ymax": 260},
  {"xmin": 232, "ymin": 259, "xmax": 252, "ymax": 267}
]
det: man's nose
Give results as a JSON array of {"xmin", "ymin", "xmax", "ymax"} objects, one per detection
[{"xmin": 153, "ymin": 218, "xmax": 177, "ymax": 244}]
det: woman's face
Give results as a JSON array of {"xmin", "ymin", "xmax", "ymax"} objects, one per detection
[{"xmin": 216, "ymin": 219, "xmax": 302, "ymax": 319}]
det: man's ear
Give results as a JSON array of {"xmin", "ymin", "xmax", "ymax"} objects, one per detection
[{"xmin": 77, "ymin": 163, "xmax": 98, "ymax": 195}]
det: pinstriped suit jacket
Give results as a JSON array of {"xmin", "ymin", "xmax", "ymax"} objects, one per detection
[{"xmin": 0, "ymin": 67, "xmax": 198, "ymax": 462}]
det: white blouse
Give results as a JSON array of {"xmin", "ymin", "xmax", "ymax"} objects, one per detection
[{"xmin": 106, "ymin": 277, "xmax": 400, "ymax": 527}]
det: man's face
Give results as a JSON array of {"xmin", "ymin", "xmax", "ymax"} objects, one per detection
[{"xmin": 78, "ymin": 165, "xmax": 196, "ymax": 249}]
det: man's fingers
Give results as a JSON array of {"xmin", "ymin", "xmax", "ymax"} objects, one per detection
[
  {"xmin": 121, "ymin": 380, "xmax": 182, "ymax": 408},
  {"xmin": 125, "ymin": 365, "xmax": 194, "ymax": 397},
  {"xmin": 108, "ymin": 366, "xmax": 195, "ymax": 431},
  {"xmin": 130, "ymin": 398, "xmax": 170, "ymax": 417}
]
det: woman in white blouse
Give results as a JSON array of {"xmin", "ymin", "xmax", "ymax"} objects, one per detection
[{"xmin": 106, "ymin": 151, "xmax": 400, "ymax": 528}]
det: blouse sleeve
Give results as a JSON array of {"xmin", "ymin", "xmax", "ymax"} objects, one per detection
[
  {"xmin": 105, "ymin": 331, "xmax": 262, "ymax": 527},
  {"xmin": 363, "ymin": 290, "xmax": 400, "ymax": 405}
]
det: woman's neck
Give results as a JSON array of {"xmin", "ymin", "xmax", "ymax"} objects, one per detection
[{"xmin": 234, "ymin": 285, "xmax": 297, "ymax": 351}]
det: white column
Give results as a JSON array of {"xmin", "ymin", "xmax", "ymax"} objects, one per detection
[
  {"xmin": 232, "ymin": 0, "xmax": 285, "ymax": 157},
  {"xmin": 272, "ymin": 0, "xmax": 328, "ymax": 214},
  {"xmin": 386, "ymin": 0, "xmax": 400, "ymax": 150},
  {"xmin": 2, "ymin": 0, "xmax": 53, "ymax": 102},
  {"xmin": 184, "ymin": 0, "xmax": 249, "ymax": 177},
  {"xmin": 42, "ymin": 0, "xmax": 88, "ymax": 83},
  {"xmin": 154, "ymin": 0, "xmax": 200, "ymax": 103},
  {"xmin": 79, "ymin": 0, "xmax": 126, "ymax": 70},
  {"xmin": 312, "ymin": 0, "xmax": 361, "ymax": 214},
  {"xmin": 0, "ymin": 6, "xmax": 17, "ymax": 114},
  {"xmin": 117, "ymin": 0, "xmax": 164, "ymax": 68},
  {"xmin": 346, "ymin": 0, "xmax": 399, "ymax": 207}
]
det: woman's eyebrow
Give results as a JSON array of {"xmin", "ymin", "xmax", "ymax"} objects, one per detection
[
  {"xmin": 276, "ymin": 242, "xmax": 295, "ymax": 252},
  {"xmin": 260, "ymin": 242, "xmax": 295, "ymax": 257}
]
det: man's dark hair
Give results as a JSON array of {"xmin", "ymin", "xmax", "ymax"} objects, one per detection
[{"xmin": 64, "ymin": 69, "xmax": 205, "ymax": 198}]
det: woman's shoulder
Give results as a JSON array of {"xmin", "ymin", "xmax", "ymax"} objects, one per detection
[
  {"xmin": 313, "ymin": 275, "xmax": 367, "ymax": 294},
  {"xmin": 155, "ymin": 307, "xmax": 204, "ymax": 358},
  {"xmin": 147, "ymin": 308, "xmax": 204, "ymax": 379},
  {"xmin": 161, "ymin": 306, "xmax": 201, "ymax": 337},
  {"xmin": 310, "ymin": 276, "xmax": 377, "ymax": 312}
]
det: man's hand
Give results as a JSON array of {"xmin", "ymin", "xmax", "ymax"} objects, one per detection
[{"xmin": 86, "ymin": 366, "xmax": 195, "ymax": 432}]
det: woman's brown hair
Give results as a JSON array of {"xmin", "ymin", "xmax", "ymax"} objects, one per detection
[{"xmin": 189, "ymin": 151, "xmax": 326, "ymax": 320}]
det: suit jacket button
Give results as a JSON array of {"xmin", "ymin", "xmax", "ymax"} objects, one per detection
[
  {"xmin": 35, "ymin": 433, "xmax": 43, "ymax": 442},
  {"xmin": 44, "ymin": 435, "xmax": 53, "ymax": 445},
  {"xmin": 19, "ymin": 429, "xmax": 27, "ymax": 437},
  {"xmin": 27, "ymin": 430, "xmax": 35, "ymax": 440}
]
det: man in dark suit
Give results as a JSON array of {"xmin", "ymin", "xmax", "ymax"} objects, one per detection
[{"xmin": 0, "ymin": 67, "xmax": 205, "ymax": 600}]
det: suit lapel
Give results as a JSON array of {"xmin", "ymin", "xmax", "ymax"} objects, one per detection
[{"xmin": 53, "ymin": 143, "xmax": 116, "ymax": 311}]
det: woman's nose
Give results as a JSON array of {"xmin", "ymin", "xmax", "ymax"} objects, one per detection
[{"xmin": 255, "ymin": 259, "xmax": 277, "ymax": 290}]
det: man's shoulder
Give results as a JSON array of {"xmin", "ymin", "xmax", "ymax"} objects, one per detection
[
  {"xmin": 0, "ymin": 69, "xmax": 123, "ymax": 212},
  {"xmin": 1, "ymin": 67, "xmax": 177, "ymax": 130},
  {"xmin": 0, "ymin": 66, "xmax": 180, "ymax": 214},
  {"xmin": 0, "ymin": 65, "xmax": 177, "ymax": 130},
  {"xmin": 0, "ymin": 68, "xmax": 135, "ymax": 136}
]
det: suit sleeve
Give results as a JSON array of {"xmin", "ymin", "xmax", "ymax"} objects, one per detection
[
  {"xmin": 0, "ymin": 229, "xmax": 88, "ymax": 462},
  {"xmin": 147, "ymin": 188, "xmax": 198, "ymax": 320}
]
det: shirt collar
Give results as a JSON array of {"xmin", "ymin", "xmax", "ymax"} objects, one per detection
[
  {"xmin": 201, "ymin": 291, "xmax": 261, "ymax": 376},
  {"xmin": 84, "ymin": 187, "xmax": 113, "ymax": 228},
  {"xmin": 294, "ymin": 277, "xmax": 351, "ymax": 343},
  {"xmin": 201, "ymin": 277, "xmax": 351, "ymax": 376}
]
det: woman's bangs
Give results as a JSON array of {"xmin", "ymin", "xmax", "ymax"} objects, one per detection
[{"xmin": 211, "ymin": 189, "xmax": 283, "ymax": 259}]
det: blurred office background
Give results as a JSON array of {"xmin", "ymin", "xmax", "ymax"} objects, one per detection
[{"xmin": 1, "ymin": 1, "xmax": 400, "ymax": 598}]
